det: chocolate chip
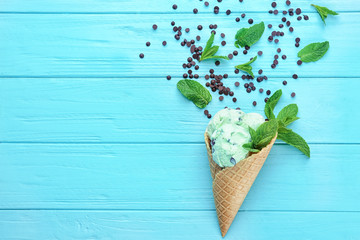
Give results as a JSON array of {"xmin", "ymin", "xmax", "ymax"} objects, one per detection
[
  {"xmin": 167, "ymin": 75, "xmax": 171, "ymax": 80},
  {"xmin": 258, "ymin": 51, "xmax": 263, "ymax": 56},
  {"xmin": 283, "ymin": 80, "xmax": 287, "ymax": 85},
  {"xmin": 232, "ymin": 98, "xmax": 237, "ymax": 102},
  {"xmin": 139, "ymin": 53, "xmax": 144, "ymax": 58},
  {"xmin": 248, "ymin": 19, "xmax": 254, "ymax": 24},
  {"xmin": 253, "ymin": 101, "xmax": 257, "ymax": 106},
  {"xmin": 221, "ymin": 41, "xmax": 226, "ymax": 46},
  {"xmin": 193, "ymin": 8, "xmax": 198, "ymax": 14},
  {"xmin": 146, "ymin": 42, "xmax": 150, "ymax": 47},
  {"xmin": 304, "ymin": 15, "xmax": 309, "ymax": 20},
  {"xmin": 221, "ymin": 33, "xmax": 225, "ymax": 38},
  {"xmin": 289, "ymin": 27, "xmax": 294, "ymax": 32},
  {"xmin": 296, "ymin": 8, "xmax": 301, "ymax": 15},
  {"xmin": 205, "ymin": 1, "xmax": 209, "ymax": 7},
  {"xmin": 172, "ymin": 4, "xmax": 177, "ymax": 10},
  {"xmin": 233, "ymin": 51, "xmax": 238, "ymax": 56},
  {"xmin": 236, "ymin": 17, "xmax": 240, "ymax": 22},
  {"xmin": 295, "ymin": 37, "xmax": 301, "ymax": 43},
  {"xmin": 282, "ymin": 55, "xmax": 287, "ymax": 60},
  {"xmin": 235, "ymin": 82, "xmax": 240, "ymax": 87},
  {"xmin": 204, "ymin": 110, "xmax": 209, "ymax": 115},
  {"xmin": 271, "ymin": 2, "xmax": 277, "ymax": 8},
  {"xmin": 152, "ymin": 24, "xmax": 158, "ymax": 30},
  {"xmin": 282, "ymin": 17, "xmax": 287, "ymax": 22},
  {"xmin": 241, "ymin": 13, "xmax": 246, "ymax": 18},
  {"xmin": 297, "ymin": 60, "xmax": 302, "ymax": 65},
  {"xmin": 295, "ymin": 43, "xmax": 299, "ymax": 47},
  {"xmin": 207, "ymin": 114, "xmax": 212, "ymax": 119},
  {"xmin": 268, "ymin": 24, "xmax": 272, "ymax": 28},
  {"xmin": 291, "ymin": 92, "xmax": 296, "ymax": 97},
  {"xmin": 297, "ymin": 16, "xmax": 302, "ymax": 21},
  {"xmin": 293, "ymin": 74, "xmax": 298, "ymax": 79},
  {"xmin": 226, "ymin": 9, "xmax": 231, "ymax": 15},
  {"xmin": 286, "ymin": 0, "xmax": 291, "ymax": 5},
  {"xmin": 219, "ymin": 96, "xmax": 224, "ymax": 101},
  {"xmin": 266, "ymin": 90, "xmax": 271, "ymax": 95},
  {"xmin": 228, "ymin": 54, "xmax": 233, "ymax": 59},
  {"xmin": 277, "ymin": 48, "xmax": 281, "ymax": 53},
  {"xmin": 243, "ymin": 50, "xmax": 248, "ymax": 55},
  {"xmin": 259, "ymin": 88, "xmax": 264, "ymax": 93}
]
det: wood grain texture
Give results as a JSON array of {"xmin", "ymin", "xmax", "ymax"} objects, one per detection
[
  {"xmin": 1, "ymin": 0, "xmax": 359, "ymax": 13},
  {"xmin": 0, "ymin": 13, "xmax": 358, "ymax": 77},
  {"xmin": 1, "ymin": 143, "xmax": 359, "ymax": 211},
  {"xmin": 0, "ymin": 210, "xmax": 359, "ymax": 240},
  {"xmin": 1, "ymin": 78, "xmax": 358, "ymax": 143}
]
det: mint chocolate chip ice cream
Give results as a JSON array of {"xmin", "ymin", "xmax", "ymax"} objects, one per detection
[{"xmin": 206, "ymin": 108, "xmax": 265, "ymax": 167}]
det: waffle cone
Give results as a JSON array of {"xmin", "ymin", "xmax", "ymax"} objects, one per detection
[{"xmin": 205, "ymin": 132, "xmax": 277, "ymax": 237}]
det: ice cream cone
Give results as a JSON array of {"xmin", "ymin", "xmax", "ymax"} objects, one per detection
[{"xmin": 205, "ymin": 132, "xmax": 277, "ymax": 237}]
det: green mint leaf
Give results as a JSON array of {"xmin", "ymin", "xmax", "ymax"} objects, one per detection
[
  {"xmin": 235, "ymin": 56, "xmax": 257, "ymax": 78},
  {"xmin": 277, "ymin": 104, "xmax": 299, "ymax": 126},
  {"xmin": 200, "ymin": 33, "xmax": 229, "ymax": 62},
  {"xmin": 177, "ymin": 79, "xmax": 212, "ymax": 108},
  {"xmin": 248, "ymin": 127, "xmax": 257, "ymax": 140},
  {"xmin": 251, "ymin": 119, "xmax": 278, "ymax": 150},
  {"xmin": 203, "ymin": 32, "xmax": 215, "ymax": 53},
  {"xmin": 235, "ymin": 22, "xmax": 265, "ymax": 48},
  {"xmin": 278, "ymin": 127, "xmax": 310, "ymax": 157},
  {"xmin": 298, "ymin": 41, "xmax": 329, "ymax": 63},
  {"xmin": 202, "ymin": 46, "xmax": 219, "ymax": 59},
  {"xmin": 264, "ymin": 89, "xmax": 282, "ymax": 120},
  {"xmin": 242, "ymin": 143, "xmax": 260, "ymax": 153},
  {"xmin": 204, "ymin": 55, "xmax": 230, "ymax": 60},
  {"xmin": 311, "ymin": 4, "xmax": 338, "ymax": 25}
]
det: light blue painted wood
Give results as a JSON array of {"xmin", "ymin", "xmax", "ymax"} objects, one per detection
[
  {"xmin": 0, "ymin": 210, "xmax": 359, "ymax": 240},
  {"xmin": 1, "ymin": 78, "xmax": 359, "ymax": 143},
  {"xmin": 0, "ymin": 0, "xmax": 359, "ymax": 238},
  {"xmin": 1, "ymin": 0, "xmax": 359, "ymax": 13},
  {"xmin": 0, "ymin": 13, "xmax": 358, "ymax": 77},
  {"xmin": 1, "ymin": 143, "xmax": 359, "ymax": 211}
]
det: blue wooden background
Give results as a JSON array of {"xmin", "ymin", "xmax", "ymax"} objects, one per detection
[{"xmin": 1, "ymin": 0, "xmax": 360, "ymax": 239}]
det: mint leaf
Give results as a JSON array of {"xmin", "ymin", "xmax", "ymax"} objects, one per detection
[
  {"xmin": 264, "ymin": 89, "xmax": 282, "ymax": 120},
  {"xmin": 311, "ymin": 4, "xmax": 338, "ymax": 25},
  {"xmin": 177, "ymin": 79, "xmax": 212, "ymax": 108},
  {"xmin": 247, "ymin": 119, "xmax": 278, "ymax": 151},
  {"xmin": 242, "ymin": 143, "xmax": 260, "ymax": 153},
  {"xmin": 235, "ymin": 56, "xmax": 257, "ymax": 78},
  {"xmin": 278, "ymin": 127, "xmax": 310, "ymax": 157},
  {"xmin": 200, "ymin": 33, "xmax": 229, "ymax": 62},
  {"xmin": 277, "ymin": 104, "xmax": 299, "ymax": 126},
  {"xmin": 235, "ymin": 22, "xmax": 265, "ymax": 48},
  {"xmin": 298, "ymin": 41, "xmax": 329, "ymax": 63}
]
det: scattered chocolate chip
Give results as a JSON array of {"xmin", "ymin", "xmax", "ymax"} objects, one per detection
[
  {"xmin": 258, "ymin": 51, "xmax": 263, "ymax": 56},
  {"xmin": 289, "ymin": 27, "xmax": 294, "ymax": 32},
  {"xmin": 226, "ymin": 9, "xmax": 231, "ymax": 15},
  {"xmin": 221, "ymin": 33, "xmax": 225, "ymax": 38},
  {"xmin": 241, "ymin": 13, "xmax": 246, "ymax": 18},
  {"xmin": 295, "ymin": 43, "xmax": 300, "ymax": 47},
  {"xmin": 193, "ymin": 8, "xmax": 198, "ymax": 14},
  {"xmin": 207, "ymin": 114, "xmax": 212, "ymax": 119},
  {"xmin": 146, "ymin": 42, "xmax": 151, "ymax": 47},
  {"xmin": 172, "ymin": 4, "xmax": 177, "ymax": 10},
  {"xmin": 297, "ymin": 60, "xmax": 303, "ymax": 65},
  {"xmin": 232, "ymin": 98, "xmax": 237, "ymax": 102},
  {"xmin": 139, "ymin": 53, "xmax": 144, "ymax": 58},
  {"xmin": 235, "ymin": 82, "xmax": 240, "ymax": 87},
  {"xmin": 248, "ymin": 19, "xmax": 254, "ymax": 24},
  {"xmin": 268, "ymin": 24, "xmax": 272, "ymax": 28},
  {"xmin": 219, "ymin": 96, "xmax": 224, "ymax": 101},
  {"xmin": 167, "ymin": 75, "xmax": 171, "ymax": 80},
  {"xmin": 253, "ymin": 101, "xmax": 257, "ymax": 106},
  {"xmin": 236, "ymin": 17, "xmax": 240, "ymax": 22},
  {"xmin": 296, "ymin": 8, "xmax": 302, "ymax": 15},
  {"xmin": 221, "ymin": 41, "xmax": 226, "ymax": 46},
  {"xmin": 204, "ymin": 110, "xmax": 209, "ymax": 115},
  {"xmin": 304, "ymin": 15, "xmax": 309, "ymax": 20},
  {"xmin": 282, "ymin": 55, "xmax": 287, "ymax": 60},
  {"xmin": 291, "ymin": 92, "xmax": 296, "ymax": 97},
  {"xmin": 215, "ymin": 61, "xmax": 220, "ymax": 66},
  {"xmin": 197, "ymin": 25, "xmax": 203, "ymax": 30},
  {"xmin": 286, "ymin": 0, "xmax": 291, "ymax": 6},
  {"xmin": 293, "ymin": 74, "xmax": 298, "ymax": 79},
  {"xmin": 271, "ymin": 2, "xmax": 277, "ymax": 8},
  {"xmin": 266, "ymin": 90, "xmax": 271, "ymax": 95},
  {"xmin": 228, "ymin": 54, "xmax": 233, "ymax": 59},
  {"xmin": 259, "ymin": 88, "xmax": 264, "ymax": 93}
]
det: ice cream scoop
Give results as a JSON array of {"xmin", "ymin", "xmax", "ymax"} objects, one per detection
[{"xmin": 206, "ymin": 108, "xmax": 265, "ymax": 167}]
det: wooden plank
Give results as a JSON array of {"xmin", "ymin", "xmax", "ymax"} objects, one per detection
[
  {"xmin": 1, "ymin": 143, "xmax": 359, "ymax": 211},
  {"xmin": 0, "ymin": 78, "xmax": 358, "ymax": 143},
  {"xmin": 0, "ymin": 13, "xmax": 358, "ymax": 77},
  {"xmin": 0, "ymin": 210, "xmax": 359, "ymax": 239},
  {"xmin": 1, "ymin": 0, "xmax": 359, "ymax": 13}
]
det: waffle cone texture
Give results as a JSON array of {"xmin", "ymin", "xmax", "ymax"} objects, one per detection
[{"xmin": 205, "ymin": 132, "xmax": 277, "ymax": 237}]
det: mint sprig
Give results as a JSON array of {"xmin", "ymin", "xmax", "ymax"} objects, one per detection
[
  {"xmin": 177, "ymin": 79, "xmax": 212, "ymax": 108},
  {"xmin": 235, "ymin": 22, "xmax": 265, "ymax": 48},
  {"xmin": 311, "ymin": 4, "xmax": 338, "ymax": 25},
  {"xmin": 199, "ymin": 32, "xmax": 229, "ymax": 62},
  {"xmin": 264, "ymin": 89, "xmax": 311, "ymax": 157},
  {"xmin": 234, "ymin": 56, "xmax": 257, "ymax": 78},
  {"xmin": 243, "ymin": 119, "xmax": 278, "ymax": 152},
  {"xmin": 298, "ymin": 41, "xmax": 329, "ymax": 63}
]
